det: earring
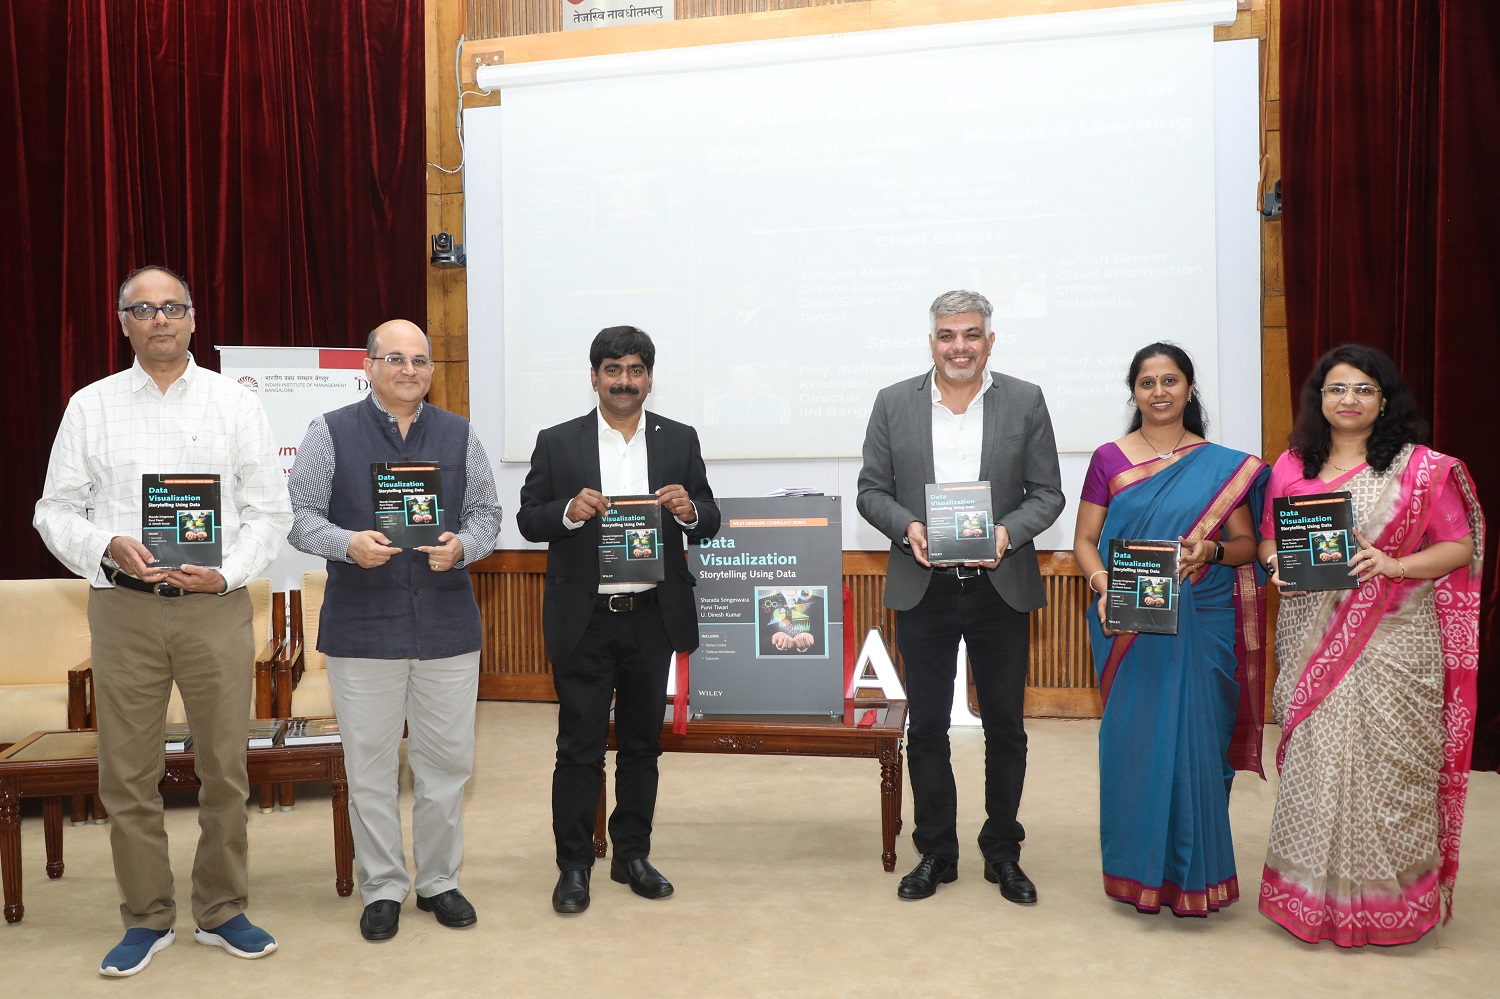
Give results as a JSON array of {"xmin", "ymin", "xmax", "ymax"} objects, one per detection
[{"xmin": 1128, "ymin": 398, "xmax": 1138, "ymax": 408}]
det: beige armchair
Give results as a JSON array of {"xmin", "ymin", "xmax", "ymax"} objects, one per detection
[
  {"xmin": 0, "ymin": 578, "xmax": 93, "ymax": 751},
  {"xmin": 269, "ymin": 570, "xmax": 334, "ymax": 809}
]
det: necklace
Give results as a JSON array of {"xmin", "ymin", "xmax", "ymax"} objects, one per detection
[
  {"xmin": 1139, "ymin": 426, "xmax": 1187, "ymax": 460},
  {"xmin": 1327, "ymin": 452, "xmax": 1365, "ymax": 472}
]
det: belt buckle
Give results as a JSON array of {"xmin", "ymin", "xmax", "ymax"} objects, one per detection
[
  {"xmin": 954, "ymin": 566, "xmax": 983, "ymax": 581},
  {"xmin": 605, "ymin": 593, "xmax": 632, "ymax": 613},
  {"xmin": 154, "ymin": 582, "xmax": 183, "ymax": 598}
]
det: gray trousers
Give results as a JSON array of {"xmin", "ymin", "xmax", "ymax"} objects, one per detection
[{"xmin": 325, "ymin": 652, "xmax": 479, "ymax": 904}]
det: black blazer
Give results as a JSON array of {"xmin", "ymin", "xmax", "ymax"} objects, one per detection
[{"xmin": 516, "ymin": 409, "xmax": 721, "ymax": 665}]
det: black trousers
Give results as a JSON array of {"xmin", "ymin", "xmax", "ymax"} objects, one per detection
[
  {"xmin": 551, "ymin": 601, "xmax": 674, "ymax": 870},
  {"xmin": 896, "ymin": 569, "xmax": 1030, "ymax": 863}
]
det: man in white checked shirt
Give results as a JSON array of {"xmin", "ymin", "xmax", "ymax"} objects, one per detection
[{"xmin": 34, "ymin": 265, "xmax": 291, "ymax": 978}]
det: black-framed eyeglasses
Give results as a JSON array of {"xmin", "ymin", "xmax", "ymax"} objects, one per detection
[
  {"xmin": 369, "ymin": 353, "xmax": 433, "ymax": 371},
  {"xmin": 120, "ymin": 303, "xmax": 191, "ymax": 321}
]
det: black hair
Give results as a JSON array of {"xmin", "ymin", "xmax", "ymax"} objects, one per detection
[
  {"xmin": 1124, "ymin": 341, "xmax": 1207, "ymax": 437},
  {"xmin": 117, "ymin": 264, "xmax": 193, "ymax": 308},
  {"xmin": 589, "ymin": 326, "xmax": 655, "ymax": 372},
  {"xmin": 1288, "ymin": 342, "xmax": 1428, "ymax": 477}
]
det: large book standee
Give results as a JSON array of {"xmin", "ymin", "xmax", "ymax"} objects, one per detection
[{"xmin": 689, "ymin": 495, "xmax": 845, "ymax": 716}]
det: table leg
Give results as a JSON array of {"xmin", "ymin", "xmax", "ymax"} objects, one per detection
[
  {"xmin": 331, "ymin": 757, "xmax": 354, "ymax": 897},
  {"xmin": 43, "ymin": 798, "xmax": 64, "ymax": 879},
  {"xmin": 1, "ymin": 777, "xmax": 22, "ymax": 923},
  {"xmin": 592, "ymin": 756, "xmax": 608, "ymax": 859},
  {"xmin": 879, "ymin": 738, "xmax": 902, "ymax": 873}
]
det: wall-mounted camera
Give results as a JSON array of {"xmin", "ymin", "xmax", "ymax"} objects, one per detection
[
  {"xmin": 431, "ymin": 232, "xmax": 466, "ymax": 268},
  {"xmin": 1261, "ymin": 179, "xmax": 1282, "ymax": 219}
]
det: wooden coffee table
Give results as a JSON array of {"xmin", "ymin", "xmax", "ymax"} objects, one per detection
[
  {"xmin": 594, "ymin": 700, "xmax": 907, "ymax": 871},
  {"xmin": 0, "ymin": 727, "xmax": 353, "ymax": 924}
]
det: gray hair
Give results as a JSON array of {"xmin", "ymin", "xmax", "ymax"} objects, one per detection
[
  {"xmin": 928, "ymin": 289, "xmax": 992, "ymax": 335},
  {"xmin": 118, "ymin": 265, "xmax": 193, "ymax": 310}
]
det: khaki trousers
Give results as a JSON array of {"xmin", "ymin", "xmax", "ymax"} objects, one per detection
[{"xmin": 88, "ymin": 586, "xmax": 254, "ymax": 931}]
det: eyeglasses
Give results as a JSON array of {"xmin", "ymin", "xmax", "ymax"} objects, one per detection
[
  {"xmin": 369, "ymin": 353, "xmax": 433, "ymax": 371},
  {"xmin": 1322, "ymin": 383, "xmax": 1381, "ymax": 399},
  {"xmin": 120, "ymin": 303, "xmax": 190, "ymax": 321}
]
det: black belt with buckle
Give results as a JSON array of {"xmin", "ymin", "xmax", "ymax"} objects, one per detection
[
  {"xmin": 934, "ymin": 565, "xmax": 986, "ymax": 580},
  {"xmin": 103, "ymin": 563, "xmax": 184, "ymax": 597},
  {"xmin": 595, "ymin": 589, "xmax": 659, "ymax": 613}
]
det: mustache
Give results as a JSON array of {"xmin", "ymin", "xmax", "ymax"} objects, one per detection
[{"xmin": 609, "ymin": 385, "xmax": 641, "ymax": 396}]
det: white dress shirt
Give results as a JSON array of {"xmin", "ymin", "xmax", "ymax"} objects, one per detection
[
  {"xmin": 565, "ymin": 409, "xmax": 696, "ymax": 594},
  {"xmin": 931, "ymin": 368, "xmax": 992, "ymax": 484},
  {"xmin": 34, "ymin": 354, "xmax": 292, "ymax": 591}
]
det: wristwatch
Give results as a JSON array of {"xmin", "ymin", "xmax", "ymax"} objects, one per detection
[{"xmin": 1209, "ymin": 540, "xmax": 1225, "ymax": 564}]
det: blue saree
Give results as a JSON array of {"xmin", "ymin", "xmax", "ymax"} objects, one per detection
[{"xmin": 1085, "ymin": 442, "xmax": 1268, "ymax": 916}]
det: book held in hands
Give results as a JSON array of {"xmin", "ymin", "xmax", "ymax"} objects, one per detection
[
  {"xmin": 925, "ymin": 481, "xmax": 995, "ymax": 565},
  {"xmin": 598, "ymin": 495, "xmax": 665, "ymax": 583},
  {"xmin": 142, "ymin": 474, "xmax": 222, "ymax": 569},
  {"xmin": 1105, "ymin": 539, "xmax": 1181, "ymax": 635},
  {"xmin": 1272, "ymin": 492, "xmax": 1358, "ymax": 591},
  {"xmin": 371, "ymin": 462, "xmax": 445, "ymax": 548}
]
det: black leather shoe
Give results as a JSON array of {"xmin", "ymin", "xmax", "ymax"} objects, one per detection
[
  {"xmin": 897, "ymin": 854, "xmax": 958, "ymax": 900},
  {"xmin": 359, "ymin": 899, "xmax": 400, "ymax": 941},
  {"xmin": 609, "ymin": 856, "xmax": 674, "ymax": 899},
  {"xmin": 984, "ymin": 859, "xmax": 1038, "ymax": 904},
  {"xmin": 552, "ymin": 869, "xmax": 591, "ymax": 914},
  {"xmin": 416, "ymin": 888, "xmax": 477, "ymax": 927}
]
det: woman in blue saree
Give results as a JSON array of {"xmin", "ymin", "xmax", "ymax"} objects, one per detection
[{"xmin": 1072, "ymin": 343, "xmax": 1268, "ymax": 916}]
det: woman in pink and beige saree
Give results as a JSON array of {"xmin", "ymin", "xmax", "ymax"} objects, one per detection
[{"xmin": 1259, "ymin": 344, "xmax": 1484, "ymax": 948}]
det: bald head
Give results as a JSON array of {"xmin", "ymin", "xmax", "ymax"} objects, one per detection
[{"xmin": 367, "ymin": 319, "xmax": 431, "ymax": 357}]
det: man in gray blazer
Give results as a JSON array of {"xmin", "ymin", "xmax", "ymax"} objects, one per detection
[{"xmin": 857, "ymin": 289, "xmax": 1064, "ymax": 904}]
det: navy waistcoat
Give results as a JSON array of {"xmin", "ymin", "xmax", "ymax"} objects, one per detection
[{"xmin": 318, "ymin": 395, "xmax": 481, "ymax": 660}]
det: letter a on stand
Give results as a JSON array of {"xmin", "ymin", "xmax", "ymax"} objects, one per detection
[{"xmin": 845, "ymin": 629, "xmax": 906, "ymax": 701}]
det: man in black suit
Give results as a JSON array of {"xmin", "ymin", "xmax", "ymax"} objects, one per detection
[{"xmin": 518, "ymin": 326, "xmax": 720, "ymax": 915}]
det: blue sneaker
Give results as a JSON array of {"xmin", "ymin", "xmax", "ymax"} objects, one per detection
[
  {"xmin": 100, "ymin": 927, "xmax": 174, "ymax": 977},
  {"xmin": 193, "ymin": 913, "xmax": 278, "ymax": 959}
]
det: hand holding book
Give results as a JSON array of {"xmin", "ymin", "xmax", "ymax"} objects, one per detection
[{"xmin": 416, "ymin": 531, "xmax": 464, "ymax": 572}]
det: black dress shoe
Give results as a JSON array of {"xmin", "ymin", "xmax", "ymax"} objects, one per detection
[
  {"xmin": 416, "ymin": 888, "xmax": 477, "ymax": 927},
  {"xmin": 552, "ymin": 869, "xmax": 591, "ymax": 914},
  {"xmin": 609, "ymin": 857, "xmax": 674, "ymax": 899},
  {"xmin": 897, "ymin": 854, "xmax": 958, "ymax": 900},
  {"xmin": 359, "ymin": 899, "xmax": 400, "ymax": 941},
  {"xmin": 984, "ymin": 859, "xmax": 1038, "ymax": 904}
]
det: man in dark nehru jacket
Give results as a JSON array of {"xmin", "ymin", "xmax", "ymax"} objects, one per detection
[
  {"xmin": 857, "ymin": 289, "xmax": 1064, "ymax": 906},
  {"xmin": 34, "ymin": 264, "xmax": 291, "ymax": 976},
  {"xmin": 518, "ymin": 325, "xmax": 720, "ymax": 914},
  {"xmin": 287, "ymin": 319, "xmax": 502, "ymax": 942}
]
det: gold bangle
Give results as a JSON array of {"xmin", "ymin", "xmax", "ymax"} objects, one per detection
[
  {"xmin": 1394, "ymin": 559, "xmax": 1407, "ymax": 583},
  {"xmin": 1088, "ymin": 569, "xmax": 1108, "ymax": 594}
]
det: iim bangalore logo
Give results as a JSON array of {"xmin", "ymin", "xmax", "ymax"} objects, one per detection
[{"xmin": 237, "ymin": 375, "xmax": 259, "ymax": 391}]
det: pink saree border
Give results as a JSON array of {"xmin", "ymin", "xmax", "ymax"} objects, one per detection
[{"xmin": 1258, "ymin": 865, "xmax": 1440, "ymax": 948}]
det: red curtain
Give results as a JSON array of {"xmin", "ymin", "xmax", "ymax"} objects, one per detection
[
  {"xmin": 2, "ymin": 0, "xmax": 426, "ymax": 581},
  {"xmin": 1280, "ymin": 1, "xmax": 1500, "ymax": 766}
]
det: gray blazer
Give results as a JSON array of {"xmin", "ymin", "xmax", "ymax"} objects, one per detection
[{"xmin": 856, "ymin": 369, "xmax": 1065, "ymax": 613}]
